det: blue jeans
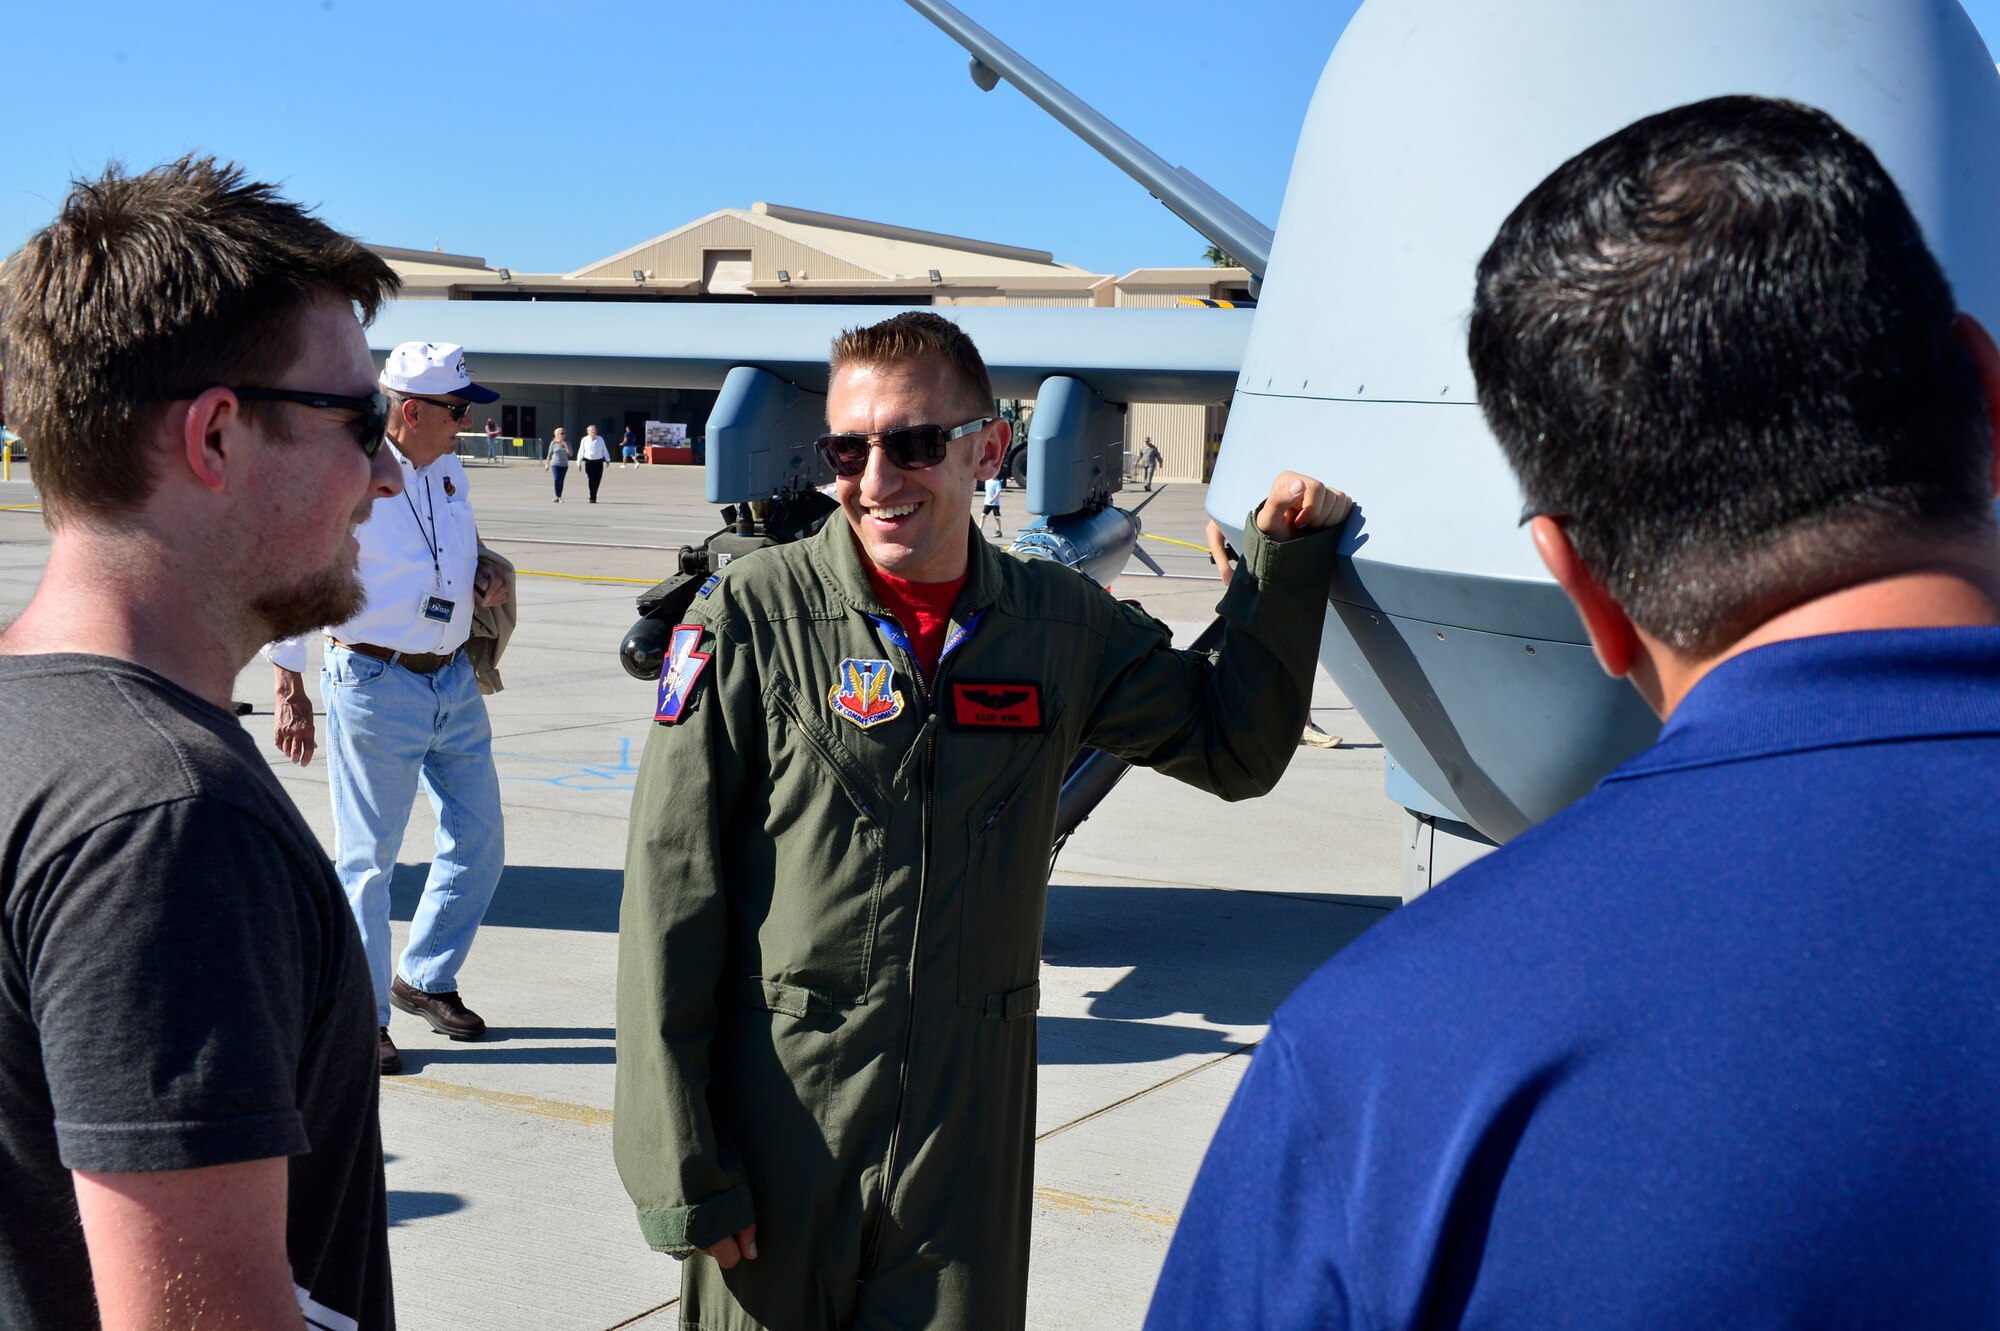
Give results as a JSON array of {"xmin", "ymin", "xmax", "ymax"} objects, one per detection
[{"xmin": 323, "ymin": 643, "xmax": 504, "ymax": 1025}]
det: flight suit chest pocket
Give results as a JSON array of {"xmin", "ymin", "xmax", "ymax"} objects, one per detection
[
  {"xmin": 953, "ymin": 711, "xmax": 1066, "ymax": 1012},
  {"xmin": 761, "ymin": 670, "xmax": 890, "ymax": 1001}
]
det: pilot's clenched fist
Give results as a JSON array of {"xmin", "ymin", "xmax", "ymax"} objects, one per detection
[{"xmin": 1255, "ymin": 472, "xmax": 1354, "ymax": 542}]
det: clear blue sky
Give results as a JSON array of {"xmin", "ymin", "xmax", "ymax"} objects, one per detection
[{"xmin": 6, "ymin": 0, "xmax": 2000, "ymax": 277}]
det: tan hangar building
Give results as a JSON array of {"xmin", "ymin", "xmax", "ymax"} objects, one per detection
[{"xmin": 373, "ymin": 202, "xmax": 1250, "ymax": 484}]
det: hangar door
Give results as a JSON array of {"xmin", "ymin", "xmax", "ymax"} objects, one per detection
[{"xmin": 703, "ymin": 249, "xmax": 753, "ymax": 296}]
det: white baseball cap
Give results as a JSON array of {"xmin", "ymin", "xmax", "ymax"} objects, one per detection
[{"xmin": 378, "ymin": 341, "xmax": 500, "ymax": 403}]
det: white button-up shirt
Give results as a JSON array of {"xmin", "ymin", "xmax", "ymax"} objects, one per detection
[{"xmin": 265, "ymin": 441, "xmax": 481, "ymax": 672}]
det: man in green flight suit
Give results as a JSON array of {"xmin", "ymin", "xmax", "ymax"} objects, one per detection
[{"xmin": 615, "ymin": 311, "xmax": 1351, "ymax": 1330}]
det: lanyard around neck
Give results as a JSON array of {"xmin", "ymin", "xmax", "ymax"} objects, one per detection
[{"xmin": 404, "ymin": 474, "xmax": 442, "ymax": 585}]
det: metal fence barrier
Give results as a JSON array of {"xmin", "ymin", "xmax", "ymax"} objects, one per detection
[{"xmin": 455, "ymin": 432, "xmax": 547, "ymax": 461}]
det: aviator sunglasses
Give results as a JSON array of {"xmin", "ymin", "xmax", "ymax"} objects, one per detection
[
  {"xmin": 814, "ymin": 416, "xmax": 992, "ymax": 478},
  {"xmin": 229, "ymin": 387, "xmax": 391, "ymax": 458}
]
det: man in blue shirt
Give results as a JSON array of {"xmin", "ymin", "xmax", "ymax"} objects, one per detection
[{"xmin": 1147, "ymin": 96, "xmax": 2000, "ymax": 1329}]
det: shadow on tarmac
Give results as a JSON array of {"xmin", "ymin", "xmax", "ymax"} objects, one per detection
[
  {"xmin": 388, "ymin": 1190, "xmax": 466, "ymax": 1227},
  {"xmin": 1038, "ymin": 1014, "xmax": 1245, "ymax": 1064},
  {"xmin": 1043, "ymin": 883, "xmax": 1389, "ymax": 1030},
  {"xmin": 399, "ymin": 1042, "xmax": 616, "ymax": 1069},
  {"xmin": 391, "ymin": 864, "xmax": 624, "ymax": 933},
  {"xmin": 472, "ymin": 1026, "xmax": 616, "ymax": 1042},
  {"xmin": 386, "ymin": 869, "xmax": 1392, "ymax": 1059}
]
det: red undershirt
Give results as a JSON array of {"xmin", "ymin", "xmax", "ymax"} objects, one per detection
[{"xmin": 866, "ymin": 566, "xmax": 967, "ymax": 680}]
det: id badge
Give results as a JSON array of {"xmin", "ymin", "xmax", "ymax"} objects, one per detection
[{"xmin": 421, "ymin": 595, "xmax": 457, "ymax": 623}]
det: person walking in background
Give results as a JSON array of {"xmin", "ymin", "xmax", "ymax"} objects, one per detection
[
  {"xmin": 982, "ymin": 471, "xmax": 1005, "ymax": 537},
  {"xmin": 1138, "ymin": 436, "xmax": 1162, "ymax": 491},
  {"xmin": 580, "ymin": 423, "xmax": 611, "ymax": 502},
  {"xmin": 546, "ymin": 427, "xmax": 572, "ymax": 501},
  {"xmin": 485, "ymin": 414, "xmax": 501, "ymax": 461},
  {"xmin": 621, "ymin": 424, "xmax": 640, "ymax": 467}
]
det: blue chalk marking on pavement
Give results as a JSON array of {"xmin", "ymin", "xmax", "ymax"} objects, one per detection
[{"xmin": 494, "ymin": 737, "xmax": 642, "ymax": 792}]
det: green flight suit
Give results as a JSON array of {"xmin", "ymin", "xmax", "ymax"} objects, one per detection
[{"xmin": 615, "ymin": 510, "xmax": 1338, "ymax": 1331}]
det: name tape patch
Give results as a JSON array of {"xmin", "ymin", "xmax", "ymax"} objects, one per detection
[
  {"xmin": 947, "ymin": 680, "xmax": 1045, "ymax": 731},
  {"xmin": 655, "ymin": 624, "xmax": 711, "ymax": 723}
]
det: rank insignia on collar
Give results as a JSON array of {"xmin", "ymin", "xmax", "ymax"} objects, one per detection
[
  {"xmin": 829, "ymin": 658, "xmax": 905, "ymax": 729},
  {"xmin": 655, "ymin": 624, "xmax": 710, "ymax": 724},
  {"xmin": 698, "ymin": 574, "xmax": 720, "ymax": 598},
  {"xmin": 443, "ymin": 476, "xmax": 457, "ymax": 497}
]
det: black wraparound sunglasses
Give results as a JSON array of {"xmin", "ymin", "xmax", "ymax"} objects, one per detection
[
  {"xmin": 814, "ymin": 416, "xmax": 992, "ymax": 478},
  {"xmin": 403, "ymin": 394, "xmax": 473, "ymax": 423},
  {"xmin": 231, "ymin": 387, "xmax": 390, "ymax": 458}
]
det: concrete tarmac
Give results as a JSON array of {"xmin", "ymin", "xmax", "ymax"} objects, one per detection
[{"xmin": 0, "ymin": 459, "xmax": 1402, "ymax": 1330}]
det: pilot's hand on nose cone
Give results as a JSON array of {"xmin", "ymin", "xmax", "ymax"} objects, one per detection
[{"xmin": 1255, "ymin": 472, "xmax": 1353, "ymax": 541}]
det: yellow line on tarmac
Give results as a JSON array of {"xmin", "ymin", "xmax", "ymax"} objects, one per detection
[
  {"xmin": 382, "ymin": 1076, "xmax": 613, "ymax": 1127},
  {"xmin": 1141, "ymin": 532, "xmax": 1207, "ymax": 552},
  {"xmin": 1033, "ymin": 1186, "xmax": 1177, "ymax": 1229},
  {"xmin": 1, "ymin": 504, "xmax": 43, "ymax": 512},
  {"xmin": 518, "ymin": 568, "xmax": 656, "ymax": 586}
]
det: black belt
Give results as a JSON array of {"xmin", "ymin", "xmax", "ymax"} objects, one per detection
[{"xmin": 335, "ymin": 639, "xmax": 460, "ymax": 674}]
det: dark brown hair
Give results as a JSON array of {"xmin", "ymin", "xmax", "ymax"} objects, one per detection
[
  {"xmin": 0, "ymin": 156, "xmax": 398, "ymax": 525},
  {"xmin": 1470, "ymin": 97, "xmax": 1990, "ymax": 655},
  {"xmin": 829, "ymin": 311, "xmax": 995, "ymax": 417}
]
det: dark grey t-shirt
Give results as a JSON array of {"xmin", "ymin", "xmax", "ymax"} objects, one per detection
[{"xmin": 0, "ymin": 655, "xmax": 392, "ymax": 1330}]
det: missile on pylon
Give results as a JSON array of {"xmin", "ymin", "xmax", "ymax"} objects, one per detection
[{"xmin": 1007, "ymin": 504, "xmax": 1148, "ymax": 588}]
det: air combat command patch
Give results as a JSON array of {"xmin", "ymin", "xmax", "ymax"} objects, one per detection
[
  {"xmin": 655, "ymin": 624, "xmax": 711, "ymax": 723},
  {"xmin": 829, "ymin": 658, "xmax": 905, "ymax": 729}
]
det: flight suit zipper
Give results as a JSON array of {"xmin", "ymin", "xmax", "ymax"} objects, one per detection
[{"xmin": 860, "ymin": 625, "xmax": 943, "ymax": 1280}]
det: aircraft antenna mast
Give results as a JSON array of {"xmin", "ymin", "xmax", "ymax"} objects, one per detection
[{"xmin": 901, "ymin": 0, "xmax": 1275, "ymax": 278}]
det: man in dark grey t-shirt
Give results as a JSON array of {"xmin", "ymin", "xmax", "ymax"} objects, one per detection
[{"xmin": 0, "ymin": 159, "xmax": 405, "ymax": 1328}]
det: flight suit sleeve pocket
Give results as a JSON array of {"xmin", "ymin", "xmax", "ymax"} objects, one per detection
[
  {"xmin": 982, "ymin": 980, "xmax": 1041, "ymax": 1020},
  {"xmin": 742, "ymin": 976, "xmax": 832, "ymax": 1019}
]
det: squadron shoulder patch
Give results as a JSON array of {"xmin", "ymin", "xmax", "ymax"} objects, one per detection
[
  {"xmin": 828, "ymin": 658, "xmax": 905, "ymax": 729},
  {"xmin": 654, "ymin": 624, "xmax": 711, "ymax": 723},
  {"xmin": 946, "ymin": 680, "xmax": 1045, "ymax": 731}
]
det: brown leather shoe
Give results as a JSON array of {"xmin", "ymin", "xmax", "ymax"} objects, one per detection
[
  {"xmin": 379, "ymin": 1027, "xmax": 404, "ymax": 1076},
  {"xmin": 390, "ymin": 976, "xmax": 486, "ymax": 1041}
]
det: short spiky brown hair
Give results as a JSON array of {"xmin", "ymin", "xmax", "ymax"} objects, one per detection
[
  {"xmin": 828, "ymin": 311, "xmax": 996, "ymax": 418},
  {"xmin": 0, "ymin": 156, "xmax": 398, "ymax": 526}
]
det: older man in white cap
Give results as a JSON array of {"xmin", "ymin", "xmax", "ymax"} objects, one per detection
[{"xmin": 268, "ymin": 341, "xmax": 508, "ymax": 1074}]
